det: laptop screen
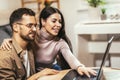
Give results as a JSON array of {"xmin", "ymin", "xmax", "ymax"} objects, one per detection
[{"xmin": 97, "ymin": 36, "xmax": 114, "ymax": 80}]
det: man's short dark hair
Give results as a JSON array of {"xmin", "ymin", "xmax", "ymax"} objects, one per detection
[{"xmin": 9, "ymin": 8, "xmax": 35, "ymax": 28}]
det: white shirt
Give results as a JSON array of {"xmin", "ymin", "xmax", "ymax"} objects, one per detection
[{"xmin": 23, "ymin": 50, "xmax": 30, "ymax": 77}]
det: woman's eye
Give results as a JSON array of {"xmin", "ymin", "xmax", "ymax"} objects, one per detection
[
  {"xmin": 52, "ymin": 20, "xmax": 56, "ymax": 23},
  {"xmin": 59, "ymin": 20, "xmax": 62, "ymax": 23}
]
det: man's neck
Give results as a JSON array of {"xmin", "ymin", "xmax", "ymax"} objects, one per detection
[{"xmin": 12, "ymin": 36, "xmax": 28, "ymax": 50}]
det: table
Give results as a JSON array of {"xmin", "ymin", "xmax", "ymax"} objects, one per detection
[
  {"xmin": 38, "ymin": 67, "xmax": 120, "ymax": 80},
  {"xmin": 38, "ymin": 69, "xmax": 71, "ymax": 80},
  {"xmin": 103, "ymin": 67, "xmax": 120, "ymax": 80}
]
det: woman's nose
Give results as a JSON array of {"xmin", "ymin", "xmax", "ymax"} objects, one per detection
[{"xmin": 56, "ymin": 22, "xmax": 61, "ymax": 27}]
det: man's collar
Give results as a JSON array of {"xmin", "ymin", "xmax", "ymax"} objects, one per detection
[{"xmin": 12, "ymin": 39, "xmax": 23, "ymax": 55}]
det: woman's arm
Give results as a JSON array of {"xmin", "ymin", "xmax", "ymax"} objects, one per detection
[
  {"xmin": 0, "ymin": 38, "xmax": 12, "ymax": 50},
  {"xmin": 59, "ymin": 40, "xmax": 97, "ymax": 78}
]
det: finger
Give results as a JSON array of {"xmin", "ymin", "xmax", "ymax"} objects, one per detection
[
  {"xmin": 6, "ymin": 40, "xmax": 12, "ymax": 49},
  {"xmin": 78, "ymin": 70, "xmax": 84, "ymax": 75},
  {"xmin": 77, "ymin": 67, "xmax": 84, "ymax": 75},
  {"xmin": 49, "ymin": 69, "xmax": 59, "ymax": 75},
  {"xmin": 0, "ymin": 39, "xmax": 12, "ymax": 50},
  {"xmin": 88, "ymin": 69, "xmax": 97, "ymax": 76},
  {"xmin": 43, "ymin": 68, "xmax": 59, "ymax": 75},
  {"xmin": 78, "ymin": 67, "xmax": 90, "ymax": 78},
  {"xmin": 3, "ymin": 42, "xmax": 10, "ymax": 50},
  {"xmin": 0, "ymin": 42, "xmax": 7, "ymax": 50},
  {"xmin": 52, "ymin": 69, "xmax": 60, "ymax": 73},
  {"xmin": 83, "ymin": 70, "xmax": 90, "ymax": 78}
]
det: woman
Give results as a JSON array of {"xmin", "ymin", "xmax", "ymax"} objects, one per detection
[{"xmin": 0, "ymin": 7, "xmax": 96, "ymax": 78}]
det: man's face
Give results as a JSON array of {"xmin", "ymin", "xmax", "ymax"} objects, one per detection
[{"xmin": 17, "ymin": 15, "xmax": 37, "ymax": 41}]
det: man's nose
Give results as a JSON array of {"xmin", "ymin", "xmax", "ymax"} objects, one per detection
[{"xmin": 32, "ymin": 26, "xmax": 36, "ymax": 31}]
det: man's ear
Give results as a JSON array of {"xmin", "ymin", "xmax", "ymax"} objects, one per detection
[{"xmin": 13, "ymin": 23, "xmax": 19, "ymax": 32}]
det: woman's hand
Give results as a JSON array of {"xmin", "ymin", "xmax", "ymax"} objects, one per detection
[
  {"xmin": 76, "ymin": 66, "xmax": 97, "ymax": 78},
  {"xmin": 28, "ymin": 68, "xmax": 59, "ymax": 80},
  {"xmin": 0, "ymin": 38, "xmax": 12, "ymax": 50}
]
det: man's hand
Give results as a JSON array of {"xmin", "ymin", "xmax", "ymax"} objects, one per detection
[
  {"xmin": 28, "ymin": 68, "xmax": 59, "ymax": 80},
  {"xmin": 39, "ymin": 68, "xmax": 60, "ymax": 76}
]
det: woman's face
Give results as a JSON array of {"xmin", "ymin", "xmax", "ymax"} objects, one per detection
[{"xmin": 42, "ymin": 13, "xmax": 62, "ymax": 36}]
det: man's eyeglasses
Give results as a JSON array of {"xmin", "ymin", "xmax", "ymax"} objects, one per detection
[{"xmin": 16, "ymin": 23, "xmax": 38, "ymax": 29}]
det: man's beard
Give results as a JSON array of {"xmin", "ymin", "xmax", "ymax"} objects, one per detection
[{"xmin": 20, "ymin": 33, "xmax": 35, "ymax": 42}]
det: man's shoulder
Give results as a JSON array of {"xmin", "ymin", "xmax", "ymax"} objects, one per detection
[
  {"xmin": 0, "ymin": 49, "xmax": 12, "ymax": 59},
  {"xmin": 0, "ymin": 49, "xmax": 12, "ymax": 54}
]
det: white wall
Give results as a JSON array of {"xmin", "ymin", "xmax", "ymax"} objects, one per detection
[
  {"xmin": 0, "ymin": 0, "xmax": 21, "ymax": 10},
  {"xmin": 0, "ymin": 0, "xmax": 21, "ymax": 25},
  {"xmin": 60, "ymin": 0, "xmax": 87, "ymax": 52}
]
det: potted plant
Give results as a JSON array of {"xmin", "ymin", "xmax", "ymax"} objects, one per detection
[
  {"xmin": 101, "ymin": 8, "xmax": 107, "ymax": 20},
  {"xmin": 86, "ymin": 0, "xmax": 106, "ymax": 20},
  {"xmin": 86, "ymin": 0, "xmax": 106, "ymax": 7}
]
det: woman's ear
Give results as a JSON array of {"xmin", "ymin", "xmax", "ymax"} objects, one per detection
[
  {"xmin": 36, "ymin": 25, "xmax": 40, "ymax": 31},
  {"xmin": 41, "ymin": 18, "xmax": 45, "ymax": 27}
]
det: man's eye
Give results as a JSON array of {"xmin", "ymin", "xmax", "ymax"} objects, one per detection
[
  {"xmin": 27, "ymin": 24, "xmax": 33, "ymax": 28},
  {"xmin": 26, "ymin": 24, "xmax": 37, "ymax": 28}
]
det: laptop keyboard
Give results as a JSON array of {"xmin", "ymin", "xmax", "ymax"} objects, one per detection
[
  {"xmin": 62, "ymin": 69, "xmax": 101, "ymax": 80},
  {"xmin": 74, "ymin": 75, "xmax": 97, "ymax": 80},
  {"xmin": 74, "ymin": 69, "xmax": 99, "ymax": 80}
]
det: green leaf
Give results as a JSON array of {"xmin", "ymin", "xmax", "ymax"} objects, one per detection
[{"xmin": 86, "ymin": 0, "xmax": 106, "ymax": 7}]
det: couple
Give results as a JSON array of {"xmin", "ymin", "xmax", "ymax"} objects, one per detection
[{"xmin": 0, "ymin": 7, "xmax": 96, "ymax": 79}]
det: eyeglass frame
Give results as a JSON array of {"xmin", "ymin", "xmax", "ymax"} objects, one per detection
[{"xmin": 16, "ymin": 23, "xmax": 39, "ymax": 29}]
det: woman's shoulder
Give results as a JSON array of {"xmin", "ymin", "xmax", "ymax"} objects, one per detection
[
  {"xmin": 57, "ymin": 39, "xmax": 66, "ymax": 44},
  {"xmin": 59, "ymin": 38, "xmax": 65, "ymax": 42},
  {"xmin": 56, "ymin": 39, "xmax": 68, "ymax": 47}
]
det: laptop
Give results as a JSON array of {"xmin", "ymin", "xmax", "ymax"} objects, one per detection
[{"xmin": 62, "ymin": 36, "xmax": 114, "ymax": 80}]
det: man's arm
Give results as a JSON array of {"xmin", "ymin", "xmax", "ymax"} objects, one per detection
[
  {"xmin": 0, "ymin": 51, "xmax": 16, "ymax": 79},
  {"xmin": 27, "ymin": 68, "xmax": 60, "ymax": 80}
]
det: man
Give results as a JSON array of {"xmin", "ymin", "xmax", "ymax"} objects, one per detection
[{"xmin": 0, "ymin": 8, "xmax": 59, "ymax": 80}]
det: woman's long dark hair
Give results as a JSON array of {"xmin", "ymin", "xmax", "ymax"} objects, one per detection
[{"xmin": 39, "ymin": 7, "xmax": 73, "ymax": 69}]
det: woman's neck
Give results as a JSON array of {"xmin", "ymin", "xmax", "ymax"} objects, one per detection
[{"xmin": 36, "ymin": 28, "xmax": 55, "ymax": 42}]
